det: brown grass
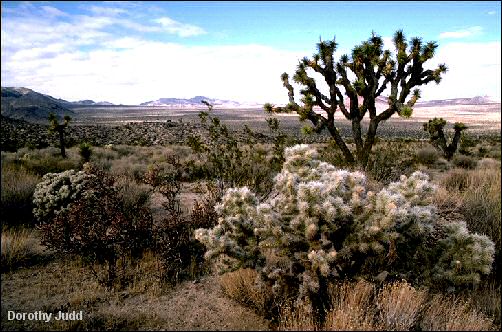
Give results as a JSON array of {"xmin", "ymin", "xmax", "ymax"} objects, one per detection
[
  {"xmin": 462, "ymin": 167, "xmax": 501, "ymax": 249},
  {"xmin": 420, "ymin": 293, "xmax": 494, "ymax": 331},
  {"xmin": 274, "ymin": 280, "xmax": 496, "ymax": 331},
  {"xmin": 1, "ymin": 163, "xmax": 41, "ymax": 225},
  {"xmin": 218, "ymin": 268, "xmax": 269, "ymax": 314},
  {"xmin": 278, "ymin": 299, "xmax": 317, "ymax": 331},
  {"xmin": 325, "ymin": 280, "xmax": 379, "ymax": 331},
  {"xmin": 1, "ymin": 227, "xmax": 47, "ymax": 271},
  {"xmin": 376, "ymin": 281, "xmax": 427, "ymax": 331}
]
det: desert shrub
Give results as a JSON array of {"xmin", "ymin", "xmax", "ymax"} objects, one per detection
[
  {"xmin": 196, "ymin": 144, "xmax": 495, "ymax": 325},
  {"xmin": 114, "ymin": 176, "xmax": 152, "ymax": 211},
  {"xmin": 1, "ymin": 227, "xmax": 47, "ymax": 271},
  {"xmin": 110, "ymin": 156, "xmax": 148, "ymax": 182},
  {"xmin": 415, "ymin": 146, "xmax": 440, "ymax": 165},
  {"xmin": 1, "ymin": 163, "xmax": 41, "ymax": 226},
  {"xmin": 189, "ymin": 181, "xmax": 221, "ymax": 230},
  {"xmin": 366, "ymin": 141, "xmax": 416, "ymax": 184},
  {"xmin": 459, "ymin": 132, "xmax": 477, "ymax": 155},
  {"xmin": 35, "ymin": 164, "xmax": 154, "ymax": 288},
  {"xmin": 144, "ymin": 160, "xmax": 207, "ymax": 284},
  {"xmin": 187, "ymin": 103, "xmax": 284, "ymax": 195},
  {"xmin": 452, "ymin": 154, "xmax": 477, "ymax": 169}
]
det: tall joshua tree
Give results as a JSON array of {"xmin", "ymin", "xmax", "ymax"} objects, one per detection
[
  {"xmin": 48, "ymin": 112, "xmax": 71, "ymax": 158},
  {"xmin": 265, "ymin": 30, "xmax": 447, "ymax": 169}
]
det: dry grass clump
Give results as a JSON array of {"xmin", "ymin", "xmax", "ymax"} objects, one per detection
[
  {"xmin": 1, "ymin": 227, "xmax": 47, "ymax": 271},
  {"xmin": 325, "ymin": 280, "xmax": 379, "ymax": 331},
  {"xmin": 477, "ymin": 157, "xmax": 501, "ymax": 170},
  {"xmin": 278, "ymin": 298, "xmax": 317, "ymax": 331},
  {"xmin": 435, "ymin": 166, "xmax": 501, "ymax": 255},
  {"xmin": 273, "ymin": 280, "xmax": 497, "ymax": 331},
  {"xmin": 439, "ymin": 168, "xmax": 470, "ymax": 191},
  {"xmin": 218, "ymin": 268, "xmax": 269, "ymax": 313},
  {"xmin": 468, "ymin": 278, "xmax": 501, "ymax": 328},
  {"xmin": 1, "ymin": 163, "xmax": 41, "ymax": 225},
  {"xmin": 461, "ymin": 167, "xmax": 501, "ymax": 248},
  {"xmin": 376, "ymin": 281, "xmax": 427, "ymax": 331},
  {"xmin": 420, "ymin": 294, "xmax": 494, "ymax": 331}
]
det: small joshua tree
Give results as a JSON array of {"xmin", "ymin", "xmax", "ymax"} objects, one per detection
[
  {"xmin": 48, "ymin": 112, "xmax": 71, "ymax": 158},
  {"xmin": 196, "ymin": 144, "xmax": 495, "ymax": 325},
  {"xmin": 79, "ymin": 142, "xmax": 93, "ymax": 163},
  {"xmin": 265, "ymin": 30, "xmax": 447, "ymax": 169},
  {"xmin": 423, "ymin": 117, "xmax": 467, "ymax": 160}
]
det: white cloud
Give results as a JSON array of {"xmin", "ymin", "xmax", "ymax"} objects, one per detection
[
  {"xmin": 419, "ymin": 41, "xmax": 501, "ymax": 100},
  {"xmin": 1, "ymin": 38, "xmax": 304, "ymax": 105},
  {"xmin": 1, "ymin": 5, "xmax": 500, "ymax": 105},
  {"xmin": 153, "ymin": 17, "xmax": 206, "ymax": 37},
  {"xmin": 487, "ymin": 10, "xmax": 496, "ymax": 15},
  {"xmin": 87, "ymin": 5, "xmax": 127, "ymax": 16},
  {"xmin": 439, "ymin": 26, "xmax": 483, "ymax": 39},
  {"xmin": 40, "ymin": 6, "xmax": 68, "ymax": 17}
]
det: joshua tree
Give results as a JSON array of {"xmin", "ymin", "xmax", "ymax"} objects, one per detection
[
  {"xmin": 48, "ymin": 112, "xmax": 71, "ymax": 158},
  {"xmin": 423, "ymin": 117, "xmax": 467, "ymax": 160},
  {"xmin": 264, "ymin": 30, "xmax": 447, "ymax": 169}
]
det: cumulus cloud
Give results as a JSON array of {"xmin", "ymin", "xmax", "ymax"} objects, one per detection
[
  {"xmin": 439, "ymin": 26, "xmax": 483, "ymax": 39},
  {"xmin": 419, "ymin": 41, "xmax": 501, "ymax": 100},
  {"xmin": 2, "ymin": 38, "xmax": 304, "ymax": 104}
]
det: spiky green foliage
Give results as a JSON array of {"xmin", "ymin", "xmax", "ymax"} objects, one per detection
[
  {"xmin": 48, "ymin": 112, "xmax": 71, "ymax": 158},
  {"xmin": 423, "ymin": 117, "xmax": 467, "ymax": 160},
  {"xmin": 196, "ymin": 144, "xmax": 494, "ymax": 323},
  {"xmin": 265, "ymin": 30, "xmax": 447, "ymax": 168},
  {"xmin": 78, "ymin": 142, "xmax": 93, "ymax": 163}
]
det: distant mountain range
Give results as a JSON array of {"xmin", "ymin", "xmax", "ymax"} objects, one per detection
[
  {"xmin": 415, "ymin": 96, "xmax": 500, "ymax": 107},
  {"xmin": 1, "ymin": 87, "xmax": 118, "ymax": 123},
  {"xmin": 140, "ymin": 96, "xmax": 262, "ymax": 108},
  {"xmin": 1, "ymin": 86, "xmax": 499, "ymax": 123}
]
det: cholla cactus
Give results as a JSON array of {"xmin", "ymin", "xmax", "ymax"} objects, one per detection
[
  {"xmin": 195, "ymin": 187, "xmax": 262, "ymax": 273},
  {"xmin": 32, "ymin": 168, "xmax": 97, "ymax": 223},
  {"xmin": 196, "ymin": 144, "xmax": 494, "ymax": 313},
  {"xmin": 433, "ymin": 221, "xmax": 495, "ymax": 285}
]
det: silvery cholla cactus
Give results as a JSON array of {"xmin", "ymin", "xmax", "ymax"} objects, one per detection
[
  {"xmin": 32, "ymin": 169, "xmax": 96, "ymax": 223},
  {"xmin": 195, "ymin": 144, "xmax": 494, "ymax": 300}
]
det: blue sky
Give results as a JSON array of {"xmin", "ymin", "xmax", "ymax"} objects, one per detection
[{"xmin": 1, "ymin": 1, "xmax": 500, "ymax": 105}]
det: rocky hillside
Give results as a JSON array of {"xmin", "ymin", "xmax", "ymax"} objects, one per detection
[{"xmin": 1, "ymin": 87, "xmax": 74, "ymax": 123}]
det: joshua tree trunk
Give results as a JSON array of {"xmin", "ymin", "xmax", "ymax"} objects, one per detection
[{"xmin": 58, "ymin": 128, "xmax": 66, "ymax": 158}]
